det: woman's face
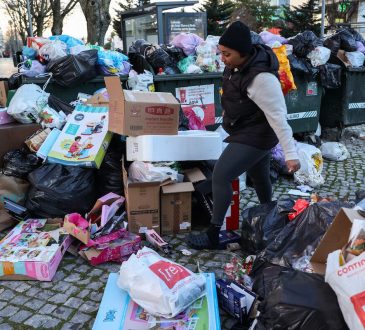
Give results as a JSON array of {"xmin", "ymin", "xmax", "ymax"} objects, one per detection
[{"xmin": 218, "ymin": 45, "xmax": 247, "ymax": 69}]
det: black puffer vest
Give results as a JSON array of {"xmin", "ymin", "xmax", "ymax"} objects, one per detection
[{"xmin": 222, "ymin": 44, "xmax": 280, "ymax": 149}]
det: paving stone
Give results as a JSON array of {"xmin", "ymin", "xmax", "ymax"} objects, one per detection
[
  {"xmin": 53, "ymin": 306, "xmax": 74, "ymax": 320},
  {"xmin": 74, "ymin": 264, "xmax": 92, "ymax": 273},
  {"xmin": 24, "ymin": 298, "xmax": 45, "ymax": 311},
  {"xmin": 0, "ymin": 305, "xmax": 19, "ymax": 317},
  {"xmin": 88, "ymin": 269, "xmax": 103, "ymax": 277},
  {"xmin": 87, "ymin": 282, "xmax": 104, "ymax": 290},
  {"xmin": 25, "ymin": 287, "xmax": 41, "ymax": 297},
  {"xmin": 9, "ymin": 309, "xmax": 32, "ymax": 323},
  {"xmin": 63, "ymin": 264, "xmax": 76, "ymax": 272},
  {"xmin": 79, "ymin": 302, "xmax": 99, "ymax": 314},
  {"xmin": 0, "ymin": 324, "xmax": 12, "ymax": 330},
  {"xmin": 0, "ymin": 290, "xmax": 15, "ymax": 300},
  {"xmin": 13, "ymin": 282, "xmax": 31, "ymax": 293},
  {"xmin": 0, "ymin": 301, "xmax": 6, "ymax": 310},
  {"xmin": 38, "ymin": 303, "xmax": 57, "ymax": 314},
  {"xmin": 39, "ymin": 282, "xmax": 54, "ymax": 289},
  {"xmin": 53, "ymin": 271, "xmax": 66, "ymax": 281},
  {"xmin": 48, "ymin": 293, "xmax": 70, "ymax": 304},
  {"xmin": 61, "ymin": 323, "xmax": 84, "ymax": 330},
  {"xmin": 77, "ymin": 289, "xmax": 91, "ymax": 299},
  {"xmin": 24, "ymin": 314, "xmax": 61, "ymax": 329},
  {"xmin": 36, "ymin": 291, "xmax": 54, "ymax": 300},
  {"xmin": 65, "ymin": 297, "xmax": 84, "ymax": 309},
  {"xmin": 89, "ymin": 292, "xmax": 103, "ymax": 302},
  {"xmin": 69, "ymin": 312, "xmax": 91, "ymax": 324},
  {"xmin": 77, "ymin": 278, "xmax": 91, "ymax": 286},
  {"xmin": 64, "ymin": 273, "xmax": 82, "ymax": 283}
]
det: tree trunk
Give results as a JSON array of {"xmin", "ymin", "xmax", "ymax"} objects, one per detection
[{"xmin": 79, "ymin": 0, "xmax": 112, "ymax": 45}]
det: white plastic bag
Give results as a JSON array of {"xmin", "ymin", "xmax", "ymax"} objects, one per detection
[
  {"xmin": 7, "ymin": 84, "xmax": 49, "ymax": 124},
  {"xmin": 320, "ymin": 142, "xmax": 349, "ymax": 161},
  {"xmin": 39, "ymin": 40, "xmax": 67, "ymax": 61},
  {"xmin": 345, "ymin": 51, "xmax": 365, "ymax": 67},
  {"xmin": 127, "ymin": 70, "xmax": 155, "ymax": 92},
  {"xmin": 128, "ymin": 161, "xmax": 178, "ymax": 182},
  {"xmin": 69, "ymin": 44, "xmax": 90, "ymax": 55},
  {"xmin": 196, "ymin": 41, "xmax": 217, "ymax": 72},
  {"xmin": 307, "ymin": 46, "xmax": 331, "ymax": 67},
  {"xmin": 117, "ymin": 247, "xmax": 206, "ymax": 318},
  {"xmin": 325, "ymin": 249, "xmax": 365, "ymax": 330},
  {"xmin": 294, "ymin": 142, "xmax": 324, "ymax": 187}
]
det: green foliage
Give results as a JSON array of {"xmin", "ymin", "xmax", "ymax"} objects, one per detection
[
  {"xmin": 198, "ymin": 0, "xmax": 235, "ymax": 35},
  {"xmin": 280, "ymin": 0, "xmax": 321, "ymax": 38},
  {"xmin": 232, "ymin": 0, "xmax": 278, "ymax": 32},
  {"xmin": 113, "ymin": 0, "xmax": 140, "ymax": 39}
]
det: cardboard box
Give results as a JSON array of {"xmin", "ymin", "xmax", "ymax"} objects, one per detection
[
  {"xmin": 64, "ymin": 193, "xmax": 125, "ymax": 245},
  {"xmin": 0, "ymin": 81, "xmax": 8, "ymax": 107},
  {"xmin": 310, "ymin": 208, "xmax": 365, "ymax": 275},
  {"xmin": 105, "ymin": 76, "xmax": 180, "ymax": 136},
  {"xmin": 0, "ymin": 218, "xmax": 72, "ymax": 281},
  {"xmin": 161, "ymin": 182, "xmax": 195, "ymax": 235},
  {"xmin": 0, "ymin": 123, "xmax": 41, "ymax": 167},
  {"xmin": 122, "ymin": 161, "xmax": 162, "ymax": 234},
  {"xmin": 47, "ymin": 104, "xmax": 113, "ymax": 168},
  {"xmin": 93, "ymin": 273, "xmax": 220, "ymax": 330}
]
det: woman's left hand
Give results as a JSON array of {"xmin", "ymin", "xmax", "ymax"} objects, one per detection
[{"xmin": 286, "ymin": 159, "xmax": 301, "ymax": 174}]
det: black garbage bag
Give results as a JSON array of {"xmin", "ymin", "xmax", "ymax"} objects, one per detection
[
  {"xmin": 26, "ymin": 164, "xmax": 96, "ymax": 218},
  {"xmin": 260, "ymin": 201, "xmax": 352, "ymax": 268},
  {"xmin": 161, "ymin": 44, "xmax": 186, "ymax": 62},
  {"xmin": 348, "ymin": 27, "xmax": 365, "ymax": 44},
  {"xmin": 288, "ymin": 31, "xmax": 322, "ymax": 58},
  {"xmin": 323, "ymin": 36, "xmax": 342, "ymax": 55},
  {"xmin": 241, "ymin": 198, "xmax": 294, "ymax": 254},
  {"xmin": 338, "ymin": 29, "xmax": 357, "ymax": 52},
  {"xmin": 319, "ymin": 63, "xmax": 342, "ymax": 89},
  {"xmin": 251, "ymin": 31, "xmax": 265, "ymax": 45},
  {"xmin": 7, "ymin": 74, "xmax": 22, "ymax": 90},
  {"xmin": 96, "ymin": 135, "xmax": 125, "ymax": 197},
  {"xmin": 250, "ymin": 259, "xmax": 348, "ymax": 330},
  {"xmin": 129, "ymin": 39, "xmax": 152, "ymax": 56},
  {"xmin": 2, "ymin": 149, "xmax": 42, "ymax": 179},
  {"xmin": 46, "ymin": 50, "xmax": 98, "ymax": 87},
  {"xmin": 288, "ymin": 54, "xmax": 319, "ymax": 77},
  {"xmin": 48, "ymin": 94, "xmax": 74, "ymax": 115},
  {"xmin": 145, "ymin": 46, "xmax": 181, "ymax": 74}
]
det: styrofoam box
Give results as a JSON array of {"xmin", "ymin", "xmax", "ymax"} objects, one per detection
[{"xmin": 126, "ymin": 130, "xmax": 223, "ymax": 161}]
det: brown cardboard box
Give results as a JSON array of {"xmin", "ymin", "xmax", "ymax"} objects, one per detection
[
  {"xmin": 122, "ymin": 162, "xmax": 161, "ymax": 234},
  {"xmin": 105, "ymin": 76, "xmax": 180, "ymax": 136},
  {"xmin": 161, "ymin": 182, "xmax": 195, "ymax": 235},
  {"xmin": 0, "ymin": 123, "xmax": 41, "ymax": 167},
  {"xmin": 310, "ymin": 208, "xmax": 365, "ymax": 275},
  {"xmin": 0, "ymin": 81, "xmax": 8, "ymax": 107}
]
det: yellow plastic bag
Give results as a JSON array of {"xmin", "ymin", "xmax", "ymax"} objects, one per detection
[{"xmin": 272, "ymin": 45, "xmax": 296, "ymax": 95}]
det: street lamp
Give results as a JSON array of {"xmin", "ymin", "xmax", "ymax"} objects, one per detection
[
  {"xmin": 26, "ymin": 0, "xmax": 33, "ymax": 37},
  {"xmin": 321, "ymin": 0, "xmax": 326, "ymax": 39}
]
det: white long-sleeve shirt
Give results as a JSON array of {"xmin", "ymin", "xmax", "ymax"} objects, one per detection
[{"xmin": 247, "ymin": 72, "xmax": 299, "ymax": 161}]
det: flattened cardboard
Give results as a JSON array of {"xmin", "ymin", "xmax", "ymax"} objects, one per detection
[
  {"xmin": 310, "ymin": 208, "xmax": 365, "ymax": 275},
  {"xmin": 184, "ymin": 168, "xmax": 207, "ymax": 183},
  {"xmin": 105, "ymin": 76, "xmax": 180, "ymax": 136},
  {"xmin": 0, "ymin": 81, "xmax": 8, "ymax": 107},
  {"xmin": 337, "ymin": 50, "xmax": 352, "ymax": 68},
  {"xmin": 122, "ymin": 160, "xmax": 161, "ymax": 234},
  {"xmin": 161, "ymin": 182, "xmax": 195, "ymax": 235}
]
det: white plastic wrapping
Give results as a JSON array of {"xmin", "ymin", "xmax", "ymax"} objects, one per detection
[
  {"xmin": 128, "ymin": 161, "xmax": 178, "ymax": 183},
  {"xmin": 117, "ymin": 247, "xmax": 206, "ymax": 318},
  {"xmin": 345, "ymin": 51, "xmax": 365, "ymax": 67},
  {"xmin": 320, "ymin": 142, "xmax": 349, "ymax": 161},
  {"xmin": 307, "ymin": 46, "xmax": 331, "ymax": 67},
  {"xmin": 39, "ymin": 40, "xmax": 67, "ymax": 61}
]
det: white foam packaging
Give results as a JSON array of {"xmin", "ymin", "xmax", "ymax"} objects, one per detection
[{"xmin": 126, "ymin": 130, "xmax": 222, "ymax": 161}]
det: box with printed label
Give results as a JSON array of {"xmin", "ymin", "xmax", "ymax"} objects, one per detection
[
  {"xmin": 161, "ymin": 182, "xmax": 195, "ymax": 235},
  {"xmin": 47, "ymin": 104, "xmax": 112, "ymax": 168},
  {"xmin": 105, "ymin": 76, "xmax": 180, "ymax": 136},
  {"xmin": 0, "ymin": 218, "xmax": 72, "ymax": 281},
  {"xmin": 122, "ymin": 161, "xmax": 162, "ymax": 235}
]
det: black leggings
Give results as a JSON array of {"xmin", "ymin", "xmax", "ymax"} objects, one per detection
[{"xmin": 212, "ymin": 143, "xmax": 272, "ymax": 226}]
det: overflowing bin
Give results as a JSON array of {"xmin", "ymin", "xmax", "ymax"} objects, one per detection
[{"xmin": 320, "ymin": 67, "xmax": 365, "ymax": 128}]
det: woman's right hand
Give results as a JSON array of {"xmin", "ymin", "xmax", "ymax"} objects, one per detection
[{"xmin": 286, "ymin": 159, "xmax": 301, "ymax": 174}]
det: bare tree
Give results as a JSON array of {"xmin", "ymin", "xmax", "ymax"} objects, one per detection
[
  {"xmin": 50, "ymin": 0, "xmax": 79, "ymax": 35},
  {"xmin": 78, "ymin": 0, "xmax": 112, "ymax": 45},
  {"xmin": 3, "ymin": 0, "xmax": 52, "ymax": 42}
]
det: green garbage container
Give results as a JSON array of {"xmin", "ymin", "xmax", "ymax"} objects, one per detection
[
  {"xmin": 320, "ymin": 67, "xmax": 365, "ymax": 128},
  {"xmin": 20, "ymin": 75, "xmax": 128, "ymax": 103},
  {"xmin": 154, "ymin": 71, "xmax": 322, "ymax": 133},
  {"xmin": 285, "ymin": 71, "xmax": 322, "ymax": 134},
  {"xmin": 153, "ymin": 73, "xmax": 223, "ymax": 128}
]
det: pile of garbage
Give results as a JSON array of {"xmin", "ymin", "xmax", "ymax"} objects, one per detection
[{"xmin": 19, "ymin": 34, "xmax": 131, "ymax": 85}]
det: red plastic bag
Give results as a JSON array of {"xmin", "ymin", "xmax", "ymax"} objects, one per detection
[{"xmin": 288, "ymin": 199, "xmax": 310, "ymax": 221}]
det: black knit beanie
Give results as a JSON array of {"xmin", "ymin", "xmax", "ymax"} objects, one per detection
[{"xmin": 219, "ymin": 21, "xmax": 253, "ymax": 55}]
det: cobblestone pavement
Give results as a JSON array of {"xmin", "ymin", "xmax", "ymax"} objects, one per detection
[{"xmin": 0, "ymin": 125, "xmax": 364, "ymax": 330}]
